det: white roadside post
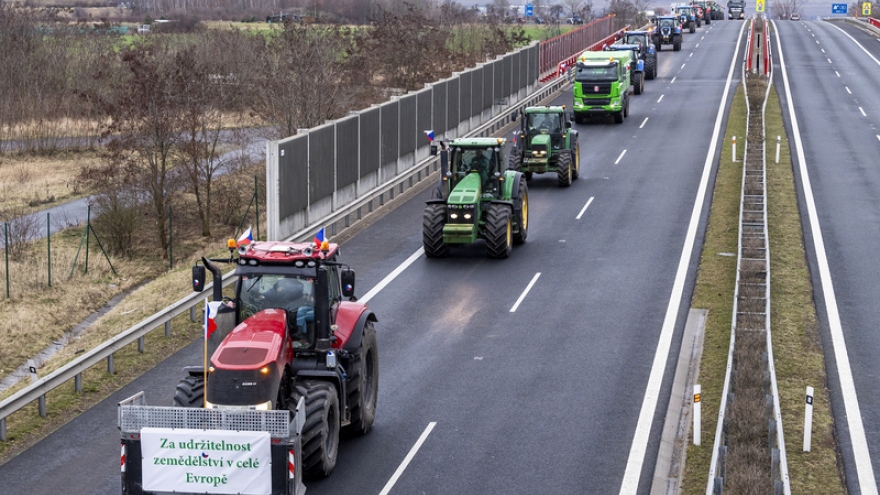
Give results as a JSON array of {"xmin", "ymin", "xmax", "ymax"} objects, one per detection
[
  {"xmin": 776, "ymin": 135, "xmax": 781, "ymax": 163},
  {"xmin": 694, "ymin": 384, "xmax": 702, "ymax": 446},
  {"xmin": 732, "ymin": 136, "xmax": 737, "ymax": 162},
  {"xmin": 804, "ymin": 386, "xmax": 814, "ymax": 452}
]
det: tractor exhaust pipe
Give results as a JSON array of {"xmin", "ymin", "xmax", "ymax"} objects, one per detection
[
  {"xmin": 315, "ymin": 265, "xmax": 331, "ymax": 352},
  {"xmin": 203, "ymin": 257, "xmax": 224, "ymax": 302}
]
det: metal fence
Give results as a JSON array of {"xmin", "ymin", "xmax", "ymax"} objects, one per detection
[{"xmin": 539, "ymin": 16, "xmax": 617, "ymax": 80}]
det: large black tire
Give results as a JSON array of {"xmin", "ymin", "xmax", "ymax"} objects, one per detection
[
  {"xmin": 173, "ymin": 375, "xmax": 204, "ymax": 408},
  {"xmin": 342, "ymin": 321, "xmax": 378, "ymax": 437},
  {"xmin": 571, "ymin": 142, "xmax": 581, "ymax": 180},
  {"xmin": 524, "ymin": 171, "xmax": 533, "ymax": 181},
  {"xmin": 513, "ymin": 177, "xmax": 528, "ymax": 245},
  {"xmin": 573, "ymin": 112, "xmax": 584, "ymax": 124},
  {"xmin": 614, "ymin": 109, "xmax": 624, "ymax": 124},
  {"xmin": 422, "ymin": 204, "xmax": 448, "ymax": 258},
  {"xmin": 633, "ymin": 71, "xmax": 643, "ymax": 95},
  {"xmin": 706, "ymin": 15, "xmax": 711, "ymax": 24},
  {"xmin": 295, "ymin": 381, "xmax": 340, "ymax": 479},
  {"xmin": 673, "ymin": 36, "xmax": 682, "ymax": 52},
  {"xmin": 508, "ymin": 150, "xmax": 522, "ymax": 171},
  {"xmin": 645, "ymin": 57, "xmax": 656, "ymax": 80},
  {"xmin": 696, "ymin": 18, "xmax": 702, "ymax": 27},
  {"xmin": 484, "ymin": 204, "xmax": 512, "ymax": 259},
  {"xmin": 557, "ymin": 151, "xmax": 573, "ymax": 187},
  {"xmin": 689, "ymin": 22, "xmax": 696, "ymax": 33},
  {"xmin": 656, "ymin": 41, "xmax": 662, "ymax": 52}
]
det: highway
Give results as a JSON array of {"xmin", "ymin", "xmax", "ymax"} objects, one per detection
[
  {"xmin": 772, "ymin": 19, "xmax": 880, "ymax": 494},
  {"xmin": 0, "ymin": 20, "xmax": 747, "ymax": 495}
]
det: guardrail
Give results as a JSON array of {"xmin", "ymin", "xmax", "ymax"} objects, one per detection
[{"xmin": 0, "ymin": 74, "xmax": 574, "ymax": 442}]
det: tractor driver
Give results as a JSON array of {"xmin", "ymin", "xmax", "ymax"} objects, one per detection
[
  {"xmin": 267, "ymin": 277, "xmax": 315, "ymax": 346},
  {"xmin": 468, "ymin": 149, "xmax": 491, "ymax": 185}
]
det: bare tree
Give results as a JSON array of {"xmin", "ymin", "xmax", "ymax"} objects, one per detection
[{"xmin": 563, "ymin": 0, "xmax": 586, "ymax": 17}]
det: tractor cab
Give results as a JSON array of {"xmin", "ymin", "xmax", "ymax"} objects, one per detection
[
  {"xmin": 525, "ymin": 110, "xmax": 565, "ymax": 151},
  {"xmin": 444, "ymin": 138, "xmax": 506, "ymax": 197}
]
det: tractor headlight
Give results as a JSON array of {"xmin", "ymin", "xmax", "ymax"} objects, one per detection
[
  {"xmin": 450, "ymin": 213, "xmax": 459, "ymax": 219},
  {"xmin": 464, "ymin": 213, "xmax": 472, "ymax": 220}
]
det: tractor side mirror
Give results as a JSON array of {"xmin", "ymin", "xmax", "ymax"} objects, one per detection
[
  {"xmin": 430, "ymin": 143, "xmax": 438, "ymax": 156},
  {"xmin": 510, "ymin": 111, "xmax": 518, "ymax": 122},
  {"xmin": 192, "ymin": 265, "xmax": 206, "ymax": 293},
  {"xmin": 341, "ymin": 268, "xmax": 356, "ymax": 299}
]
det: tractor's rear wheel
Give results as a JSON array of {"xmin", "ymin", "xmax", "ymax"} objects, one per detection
[
  {"xmin": 484, "ymin": 204, "xmax": 512, "ymax": 259},
  {"xmin": 557, "ymin": 151, "xmax": 573, "ymax": 187},
  {"xmin": 513, "ymin": 177, "xmax": 528, "ymax": 245},
  {"xmin": 422, "ymin": 204, "xmax": 448, "ymax": 258},
  {"xmin": 295, "ymin": 380, "xmax": 340, "ymax": 479},
  {"xmin": 572, "ymin": 143, "xmax": 581, "ymax": 180},
  {"xmin": 173, "ymin": 375, "xmax": 204, "ymax": 408},
  {"xmin": 633, "ymin": 72, "xmax": 643, "ymax": 95},
  {"xmin": 508, "ymin": 150, "xmax": 522, "ymax": 171},
  {"xmin": 645, "ymin": 57, "xmax": 656, "ymax": 80},
  {"xmin": 342, "ymin": 321, "xmax": 379, "ymax": 437}
]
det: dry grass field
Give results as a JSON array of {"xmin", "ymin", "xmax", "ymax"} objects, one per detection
[{"xmin": 0, "ymin": 151, "xmax": 97, "ymax": 216}]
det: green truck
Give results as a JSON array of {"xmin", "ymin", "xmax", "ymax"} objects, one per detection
[{"xmin": 573, "ymin": 50, "xmax": 632, "ymax": 124}]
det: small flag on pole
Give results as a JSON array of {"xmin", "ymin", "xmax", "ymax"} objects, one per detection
[
  {"xmin": 424, "ymin": 130, "xmax": 434, "ymax": 142},
  {"xmin": 314, "ymin": 227, "xmax": 326, "ymax": 248},
  {"xmin": 237, "ymin": 226, "xmax": 253, "ymax": 246},
  {"xmin": 204, "ymin": 300, "xmax": 224, "ymax": 339}
]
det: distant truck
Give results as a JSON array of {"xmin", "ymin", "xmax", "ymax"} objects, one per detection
[
  {"xmin": 573, "ymin": 50, "xmax": 633, "ymax": 124},
  {"xmin": 728, "ymin": 0, "xmax": 745, "ymax": 19}
]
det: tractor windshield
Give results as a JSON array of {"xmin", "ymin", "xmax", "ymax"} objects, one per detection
[
  {"xmin": 659, "ymin": 18, "xmax": 675, "ymax": 29},
  {"xmin": 451, "ymin": 147, "xmax": 497, "ymax": 186},
  {"xmin": 576, "ymin": 63, "xmax": 618, "ymax": 82},
  {"xmin": 625, "ymin": 33, "xmax": 647, "ymax": 48},
  {"xmin": 526, "ymin": 113, "xmax": 562, "ymax": 134},
  {"xmin": 238, "ymin": 274, "xmax": 316, "ymax": 348}
]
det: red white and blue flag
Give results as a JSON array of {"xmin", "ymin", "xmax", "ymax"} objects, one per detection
[
  {"xmin": 237, "ymin": 227, "xmax": 253, "ymax": 246},
  {"xmin": 424, "ymin": 130, "xmax": 434, "ymax": 142},
  {"xmin": 204, "ymin": 300, "xmax": 224, "ymax": 339},
  {"xmin": 314, "ymin": 227, "xmax": 326, "ymax": 248}
]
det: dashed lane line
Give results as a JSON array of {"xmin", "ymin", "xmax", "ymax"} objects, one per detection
[
  {"xmin": 509, "ymin": 273, "xmax": 541, "ymax": 313},
  {"xmin": 576, "ymin": 197, "xmax": 595, "ymax": 220},
  {"xmin": 378, "ymin": 422, "xmax": 437, "ymax": 495},
  {"xmin": 614, "ymin": 149, "xmax": 627, "ymax": 165},
  {"xmin": 640, "ymin": 117, "xmax": 649, "ymax": 129}
]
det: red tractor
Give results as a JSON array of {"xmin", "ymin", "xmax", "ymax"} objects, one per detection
[{"xmin": 180, "ymin": 239, "xmax": 379, "ymax": 479}]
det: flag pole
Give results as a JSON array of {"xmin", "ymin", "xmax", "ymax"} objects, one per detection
[{"xmin": 203, "ymin": 298, "xmax": 208, "ymax": 408}]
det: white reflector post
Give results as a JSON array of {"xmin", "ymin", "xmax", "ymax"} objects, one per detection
[
  {"xmin": 694, "ymin": 384, "xmax": 701, "ymax": 446},
  {"xmin": 804, "ymin": 386, "xmax": 814, "ymax": 452}
]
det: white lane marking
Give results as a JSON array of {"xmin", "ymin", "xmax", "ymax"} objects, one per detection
[
  {"xmin": 877, "ymin": 135, "xmax": 880, "ymax": 142},
  {"xmin": 816, "ymin": 40, "xmax": 820, "ymax": 44},
  {"xmin": 640, "ymin": 117, "xmax": 649, "ymax": 129},
  {"xmin": 860, "ymin": 107, "xmax": 867, "ymax": 117},
  {"xmin": 836, "ymin": 71, "xmax": 841, "ymax": 77},
  {"xmin": 576, "ymin": 197, "xmax": 595, "ymax": 220},
  {"xmin": 671, "ymin": 76, "xmax": 677, "ymax": 84},
  {"xmin": 828, "ymin": 22, "xmax": 880, "ymax": 67},
  {"xmin": 378, "ymin": 422, "xmax": 436, "ymax": 495},
  {"xmin": 360, "ymin": 248, "xmax": 424, "ymax": 303},
  {"xmin": 821, "ymin": 48, "xmax": 826, "ymax": 53},
  {"xmin": 696, "ymin": 43, "xmax": 700, "ymax": 48},
  {"xmin": 846, "ymin": 86, "xmax": 852, "ymax": 94},
  {"xmin": 689, "ymin": 53, "xmax": 694, "ymax": 58},
  {"xmin": 619, "ymin": 18, "xmax": 748, "ymax": 495},
  {"xmin": 614, "ymin": 149, "xmax": 627, "ymax": 165},
  {"xmin": 775, "ymin": 24, "xmax": 879, "ymax": 495},
  {"xmin": 509, "ymin": 273, "xmax": 541, "ymax": 312},
  {"xmin": 828, "ymin": 58, "xmax": 833, "ymax": 63},
  {"xmin": 658, "ymin": 94, "xmax": 665, "ymax": 103},
  {"xmin": 681, "ymin": 63, "xmax": 687, "ymax": 69}
]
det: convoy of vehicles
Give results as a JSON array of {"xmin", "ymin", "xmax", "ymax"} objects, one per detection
[
  {"xmin": 675, "ymin": 5, "xmax": 698, "ymax": 32},
  {"xmin": 604, "ymin": 43, "xmax": 646, "ymax": 95},
  {"xmin": 621, "ymin": 30, "xmax": 658, "ymax": 80}
]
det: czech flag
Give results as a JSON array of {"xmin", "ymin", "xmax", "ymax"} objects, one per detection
[
  {"xmin": 314, "ymin": 227, "xmax": 326, "ymax": 248},
  {"xmin": 204, "ymin": 300, "xmax": 224, "ymax": 339},
  {"xmin": 237, "ymin": 227, "xmax": 253, "ymax": 246},
  {"xmin": 424, "ymin": 130, "xmax": 434, "ymax": 143}
]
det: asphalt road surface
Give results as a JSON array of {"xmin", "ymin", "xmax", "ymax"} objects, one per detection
[
  {"xmin": 772, "ymin": 19, "xmax": 880, "ymax": 495},
  {"xmin": 0, "ymin": 20, "xmax": 747, "ymax": 495}
]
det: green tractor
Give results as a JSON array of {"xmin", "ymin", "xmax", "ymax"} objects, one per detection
[
  {"xmin": 507, "ymin": 106, "xmax": 581, "ymax": 187},
  {"xmin": 423, "ymin": 137, "xmax": 528, "ymax": 259}
]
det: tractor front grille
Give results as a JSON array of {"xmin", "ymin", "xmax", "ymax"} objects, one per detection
[{"xmin": 583, "ymin": 98, "xmax": 612, "ymax": 106}]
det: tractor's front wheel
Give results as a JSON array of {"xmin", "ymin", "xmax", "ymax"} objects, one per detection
[
  {"xmin": 513, "ymin": 177, "xmax": 528, "ymax": 245},
  {"xmin": 557, "ymin": 151, "xmax": 573, "ymax": 187},
  {"xmin": 673, "ymin": 36, "xmax": 682, "ymax": 51},
  {"xmin": 572, "ymin": 143, "xmax": 581, "ymax": 180},
  {"xmin": 296, "ymin": 381, "xmax": 340, "ymax": 479},
  {"xmin": 342, "ymin": 321, "xmax": 379, "ymax": 437},
  {"xmin": 485, "ymin": 204, "xmax": 512, "ymax": 259},
  {"xmin": 422, "ymin": 204, "xmax": 448, "ymax": 258},
  {"xmin": 633, "ymin": 71, "xmax": 643, "ymax": 95},
  {"xmin": 173, "ymin": 375, "xmax": 204, "ymax": 408}
]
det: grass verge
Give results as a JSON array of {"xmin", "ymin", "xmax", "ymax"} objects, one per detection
[{"xmin": 679, "ymin": 84, "xmax": 843, "ymax": 492}]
